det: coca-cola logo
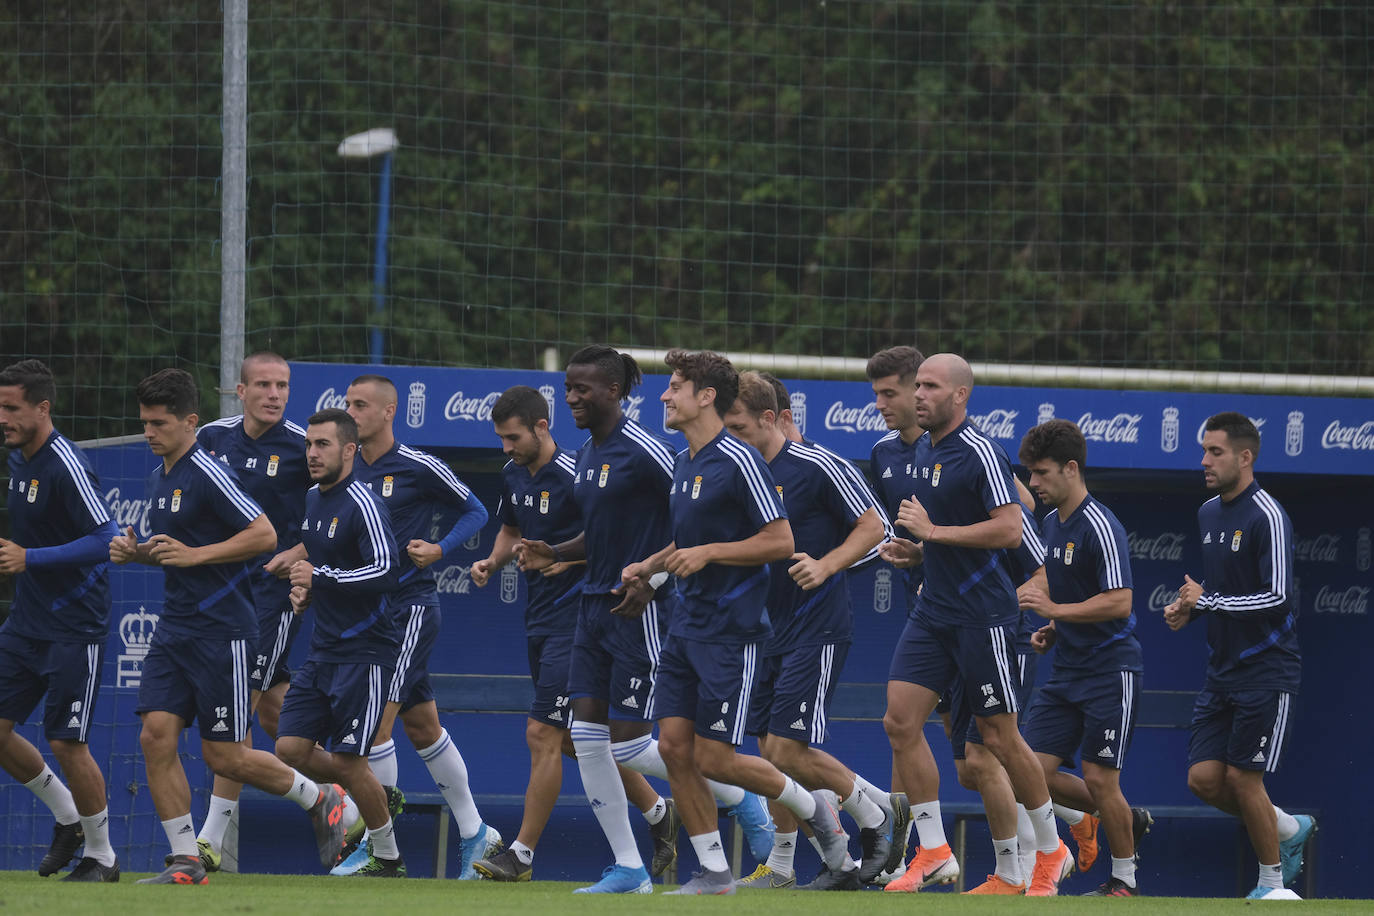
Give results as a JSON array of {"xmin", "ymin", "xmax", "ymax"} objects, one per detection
[
  {"xmin": 105, "ymin": 487, "xmax": 153, "ymax": 539},
  {"xmin": 1314, "ymin": 585, "xmax": 1369, "ymax": 615},
  {"xmin": 444, "ymin": 391, "xmax": 501, "ymax": 422},
  {"xmin": 968, "ymin": 409, "xmax": 1019, "ymax": 440},
  {"xmin": 824, "ymin": 401, "xmax": 887, "ymax": 434},
  {"xmin": 622, "ymin": 394, "xmax": 645, "ymax": 423},
  {"xmin": 1320, "ymin": 420, "xmax": 1374, "ymax": 451},
  {"xmin": 1078, "ymin": 412, "xmax": 1142, "ymax": 444},
  {"xmin": 315, "ymin": 387, "xmax": 349, "ymax": 411},
  {"xmin": 1127, "ymin": 531, "xmax": 1186, "ymax": 562},
  {"xmin": 1195, "ymin": 416, "xmax": 1267, "ymax": 445},
  {"xmin": 1294, "ymin": 534, "xmax": 1340, "ymax": 564},
  {"xmin": 1147, "ymin": 583, "xmax": 1177, "ymax": 613},
  {"xmin": 434, "ymin": 564, "xmax": 474, "ymax": 595}
]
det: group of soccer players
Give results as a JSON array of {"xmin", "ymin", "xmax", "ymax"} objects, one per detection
[{"xmin": 0, "ymin": 345, "xmax": 1315, "ymax": 898}]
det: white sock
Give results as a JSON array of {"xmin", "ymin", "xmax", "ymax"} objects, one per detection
[
  {"xmin": 80, "ymin": 808, "xmax": 116, "ymax": 867},
  {"xmin": 993, "ymin": 835, "xmax": 1022, "ymax": 885},
  {"xmin": 1015, "ymin": 804, "xmax": 1037, "ymax": 881},
  {"xmin": 162, "ymin": 813, "xmax": 198, "ymax": 858},
  {"xmin": 419, "ymin": 729, "xmax": 483, "ymax": 839},
  {"xmin": 840, "ymin": 781, "xmax": 886, "ymax": 830},
  {"xmin": 282, "ymin": 770, "xmax": 322, "ymax": 810},
  {"xmin": 368, "ymin": 739, "xmax": 398, "ymax": 786},
  {"xmin": 198, "ymin": 796, "xmax": 238, "ymax": 848},
  {"xmin": 689, "ymin": 831, "xmax": 730, "ymax": 873},
  {"xmin": 25, "ymin": 766, "xmax": 79, "ymax": 825},
  {"xmin": 370, "ymin": 816, "xmax": 400, "ymax": 860},
  {"xmin": 611, "ymin": 735, "xmax": 745, "ymax": 806},
  {"xmin": 765, "ymin": 830, "xmax": 797, "ymax": 877},
  {"xmin": 1111, "ymin": 855, "xmax": 1137, "ymax": 887},
  {"xmin": 772, "ymin": 776, "xmax": 817, "ymax": 820},
  {"xmin": 572, "ymin": 722, "xmax": 643, "ymax": 869},
  {"xmin": 1053, "ymin": 803, "xmax": 1084, "ymax": 826},
  {"xmin": 1027, "ymin": 800, "xmax": 1060, "ymax": 853},
  {"xmin": 341, "ymin": 791, "xmax": 361, "ymax": 831},
  {"xmin": 512, "ymin": 840, "xmax": 534, "ymax": 865},
  {"xmin": 910, "ymin": 801, "xmax": 948, "ymax": 849},
  {"xmin": 852, "ymin": 774, "xmax": 892, "ymax": 814},
  {"xmin": 643, "ymin": 796, "xmax": 667, "ymax": 825},
  {"xmin": 1258, "ymin": 861, "xmax": 1283, "ymax": 889},
  {"xmin": 1274, "ymin": 806, "xmax": 1300, "ymax": 841}
]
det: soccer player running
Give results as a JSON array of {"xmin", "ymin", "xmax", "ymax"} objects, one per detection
[
  {"xmin": 724, "ymin": 372, "xmax": 907, "ymax": 891},
  {"xmin": 622, "ymin": 350, "xmax": 854, "ymax": 896},
  {"xmin": 519, "ymin": 346, "xmax": 772, "ymax": 894},
  {"xmin": 1017, "ymin": 419, "xmax": 1149, "ymax": 896},
  {"xmin": 275, "ymin": 408, "xmax": 407, "ymax": 877},
  {"xmin": 470, "ymin": 385, "xmax": 675, "ymax": 881},
  {"xmin": 1165, "ymin": 412, "xmax": 1313, "ymax": 901},
  {"xmin": 334, "ymin": 375, "xmax": 499, "ymax": 877},
  {"xmin": 110, "ymin": 369, "xmax": 348, "ymax": 884},
  {"xmin": 0, "ymin": 359, "xmax": 120, "ymax": 881},
  {"xmin": 883, "ymin": 353, "xmax": 1074, "ymax": 896},
  {"xmin": 194, "ymin": 352, "xmax": 353, "ymax": 869}
]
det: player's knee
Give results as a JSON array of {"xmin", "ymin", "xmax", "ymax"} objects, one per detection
[
  {"xmin": 954, "ymin": 760, "xmax": 979, "ymax": 792},
  {"xmin": 1082, "ymin": 765, "xmax": 1118, "ymax": 800},
  {"xmin": 48, "ymin": 738, "xmax": 88, "ymax": 767},
  {"xmin": 1187, "ymin": 768, "xmax": 1223, "ymax": 803},
  {"xmin": 275, "ymin": 737, "xmax": 307, "ymax": 770},
  {"xmin": 401, "ymin": 717, "xmax": 441, "ymax": 749},
  {"xmin": 525, "ymin": 720, "xmax": 561, "ymax": 756},
  {"xmin": 883, "ymin": 709, "xmax": 917, "ymax": 746},
  {"xmin": 657, "ymin": 733, "xmax": 692, "ymax": 769}
]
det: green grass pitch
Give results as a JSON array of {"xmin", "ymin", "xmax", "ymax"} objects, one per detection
[{"xmin": 0, "ymin": 872, "xmax": 1370, "ymax": 915}]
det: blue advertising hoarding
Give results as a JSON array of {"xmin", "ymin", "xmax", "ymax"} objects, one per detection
[{"xmin": 287, "ymin": 362, "xmax": 1374, "ymax": 475}]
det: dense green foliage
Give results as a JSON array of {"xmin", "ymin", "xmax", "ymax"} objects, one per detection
[{"xmin": 2, "ymin": 1, "xmax": 1370, "ymax": 439}]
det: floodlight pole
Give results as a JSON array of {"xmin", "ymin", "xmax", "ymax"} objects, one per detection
[{"xmin": 370, "ymin": 150, "xmax": 393, "ymax": 364}]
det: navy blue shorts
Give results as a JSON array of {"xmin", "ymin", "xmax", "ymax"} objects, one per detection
[
  {"xmin": 0, "ymin": 633, "xmax": 103, "ymax": 743},
  {"xmin": 746, "ymin": 642, "xmax": 849, "ymax": 746},
  {"xmin": 652, "ymin": 635, "xmax": 760, "ymax": 745},
  {"xmin": 527, "ymin": 632, "xmax": 573, "ymax": 728},
  {"xmin": 1022, "ymin": 669, "xmax": 1140, "ymax": 769},
  {"xmin": 388, "ymin": 601, "xmax": 439, "ymax": 711},
  {"xmin": 248, "ymin": 607, "xmax": 302, "ymax": 694},
  {"xmin": 136, "ymin": 631, "xmax": 252, "ymax": 743},
  {"xmin": 889, "ymin": 613, "xmax": 1023, "ymax": 718},
  {"xmin": 1188, "ymin": 687, "xmax": 1294, "ymax": 774},
  {"xmin": 567, "ymin": 593, "xmax": 664, "ymax": 720},
  {"xmin": 278, "ymin": 659, "xmax": 391, "ymax": 756},
  {"xmin": 947, "ymin": 652, "xmax": 1037, "ymax": 760}
]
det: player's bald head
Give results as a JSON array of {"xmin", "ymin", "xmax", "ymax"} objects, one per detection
[{"xmin": 923, "ymin": 353, "xmax": 974, "ymax": 391}]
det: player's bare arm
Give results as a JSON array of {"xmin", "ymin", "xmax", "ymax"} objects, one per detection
[
  {"xmin": 877, "ymin": 535, "xmax": 924, "ymax": 569},
  {"xmin": 264, "ymin": 542, "xmax": 308, "ymax": 578},
  {"xmin": 519, "ymin": 530, "xmax": 586, "ymax": 572},
  {"xmin": 898, "ymin": 497, "xmax": 1022, "ymax": 550},
  {"xmin": 472, "ymin": 523, "xmax": 522, "ymax": 587},
  {"xmin": 790, "ymin": 507, "xmax": 884, "ymax": 590},
  {"xmin": 149, "ymin": 513, "xmax": 276, "ymax": 568},
  {"xmin": 665, "ymin": 517, "xmax": 794, "ymax": 579}
]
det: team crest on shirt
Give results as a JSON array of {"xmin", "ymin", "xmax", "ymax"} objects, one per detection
[
  {"xmin": 599, "ymin": 463, "xmax": 610, "ymax": 487},
  {"xmin": 1064, "ymin": 541, "xmax": 1075, "ymax": 565},
  {"xmin": 692, "ymin": 475, "xmax": 703, "ymax": 499},
  {"xmin": 932, "ymin": 463, "xmax": 943, "ymax": 486},
  {"xmin": 171, "ymin": 489, "xmax": 182, "ymax": 512},
  {"xmin": 539, "ymin": 490, "xmax": 550, "ymax": 514},
  {"xmin": 328, "ymin": 516, "xmax": 338, "ymax": 538},
  {"xmin": 776, "ymin": 485, "xmax": 784, "ymax": 499},
  {"xmin": 382, "ymin": 475, "xmax": 394, "ymax": 497},
  {"xmin": 1231, "ymin": 529, "xmax": 1243, "ymax": 552},
  {"xmin": 26, "ymin": 479, "xmax": 38, "ymax": 503},
  {"xmin": 267, "ymin": 454, "xmax": 280, "ymax": 477}
]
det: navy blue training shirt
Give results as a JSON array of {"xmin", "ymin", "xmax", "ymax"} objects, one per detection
[{"xmin": 499, "ymin": 446, "xmax": 584, "ymax": 636}]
